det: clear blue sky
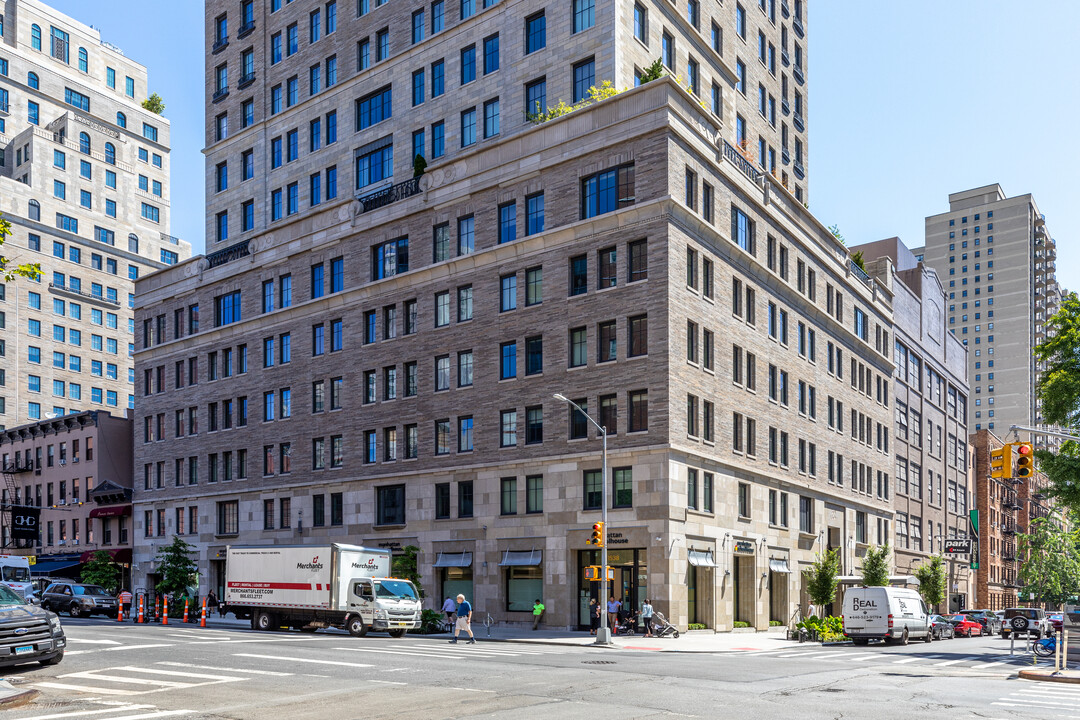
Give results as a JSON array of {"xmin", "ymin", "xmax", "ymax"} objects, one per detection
[{"xmin": 50, "ymin": 0, "xmax": 1078, "ymax": 293}]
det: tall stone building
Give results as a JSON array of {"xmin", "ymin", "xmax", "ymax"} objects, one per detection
[
  {"xmin": 923, "ymin": 185, "xmax": 1061, "ymax": 445},
  {"xmin": 856, "ymin": 237, "xmax": 973, "ymax": 611},
  {"xmin": 0, "ymin": 0, "xmax": 191, "ymax": 431},
  {"xmin": 134, "ymin": 0, "xmax": 896, "ymax": 631}
]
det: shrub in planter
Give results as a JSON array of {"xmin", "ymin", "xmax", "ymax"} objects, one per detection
[
  {"xmin": 687, "ymin": 623, "xmax": 707, "ymax": 630},
  {"xmin": 733, "ymin": 621, "xmax": 750, "ymax": 628},
  {"xmin": 769, "ymin": 620, "xmax": 782, "ymax": 627}
]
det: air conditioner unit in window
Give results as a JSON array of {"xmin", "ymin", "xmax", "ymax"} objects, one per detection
[
  {"xmin": 58, "ymin": 499, "xmax": 66, "ymax": 505},
  {"xmin": 73, "ymin": 539, "xmax": 79, "ymax": 545},
  {"xmin": 58, "ymin": 539, "xmax": 66, "ymax": 545},
  {"xmin": 72, "ymin": 458, "xmax": 79, "ymax": 463}
]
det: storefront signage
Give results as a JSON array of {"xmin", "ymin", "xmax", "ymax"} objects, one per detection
[
  {"xmin": 733, "ymin": 540, "xmax": 755, "ymax": 555},
  {"xmin": 606, "ymin": 532, "xmax": 630, "ymax": 545},
  {"xmin": 378, "ymin": 542, "xmax": 402, "ymax": 549},
  {"xmin": 944, "ymin": 539, "xmax": 971, "ymax": 555}
]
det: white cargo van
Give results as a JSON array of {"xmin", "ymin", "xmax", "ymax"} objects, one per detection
[
  {"xmin": 0, "ymin": 555, "xmax": 35, "ymax": 603},
  {"xmin": 841, "ymin": 586, "xmax": 931, "ymax": 645}
]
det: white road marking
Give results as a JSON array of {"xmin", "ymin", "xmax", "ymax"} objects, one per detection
[
  {"xmin": 934, "ymin": 657, "xmax": 978, "ymax": 666},
  {"xmin": 114, "ymin": 667, "xmax": 245, "ymax": 680},
  {"xmin": 107, "ymin": 644, "xmax": 175, "ymax": 652},
  {"xmin": 833, "ymin": 653, "xmax": 879, "ymax": 661},
  {"xmin": 370, "ymin": 680, "xmax": 408, "ymax": 685},
  {"xmin": 32, "ymin": 682, "xmax": 138, "ymax": 696},
  {"xmin": 67, "ymin": 639, "xmax": 123, "ymax": 645},
  {"xmin": 57, "ymin": 673, "xmax": 197, "ymax": 688},
  {"xmin": 335, "ymin": 646, "xmax": 466, "ymax": 660},
  {"xmin": 14, "ymin": 705, "xmax": 158, "ymax": 720},
  {"xmin": 189, "ymin": 637, "xmax": 313, "ymax": 645},
  {"xmin": 232, "ymin": 653, "xmax": 376, "ymax": 669},
  {"xmin": 890, "ymin": 657, "xmax": 922, "ymax": 664},
  {"xmin": 445, "ymin": 687, "xmax": 496, "ymax": 693},
  {"xmin": 797, "ymin": 652, "xmax": 850, "ymax": 659},
  {"xmin": 968, "ymin": 660, "xmax": 1007, "ymax": 669},
  {"xmin": 95, "ymin": 712, "xmax": 193, "ymax": 720},
  {"xmin": 155, "ymin": 661, "xmax": 293, "ymax": 676}
]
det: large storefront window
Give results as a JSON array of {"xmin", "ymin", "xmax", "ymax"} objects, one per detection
[
  {"xmin": 442, "ymin": 567, "xmax": 473, "ymax": 603},
  {"xmin": 506, "ymin": 566, "xmax": 541, "ymax": 611}
]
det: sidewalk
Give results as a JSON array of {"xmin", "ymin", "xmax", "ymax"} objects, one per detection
[
  {"xmin": 0, "ymin": 679, "xmax": 37, "ymax": 710},
  {"xmin": 139, "ymin": 614, "xmax": 809, "ymax": 653},
  {"xmin": 1018, "ymin": 668, "xmax": 1080, "ymax": 684}
]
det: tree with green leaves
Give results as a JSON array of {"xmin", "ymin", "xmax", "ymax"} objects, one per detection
[
  {"xmin": 804, "ymin": 548, "xmax": 840, "ymax": 616},
  {"xmin": 80, "ymin": 550, "xmax": 121, "ymax": 595},
  {"xmin": 391, "ymin": 545, "xmax": 424, "ymax": 599},
  {"xmin": 1018, "ymin": 512, "xmax": 1080, "ymax": 607},
  {"xmin": 828, "ymin": 224, "xmax": 845, "ymax": 245},
  {"xmin": 1033, "ymin": 292, "xmax": 1080, "ymax": 514},
  {"xmin": 851, "ymin": 250, "xmax": 866, "ymax": 272},
  {"xmin": 913, "ymin": 555, "xmax": 947, "ymax": 611},
  {"xmin": 142, "ymin": 93, "xmax": 165, "ymax": 115},
  {"xmin": 639, "ymin": 58, "xmax": 666, "ymax": 84},
  {"xmin": 0, "ymin": 214, "xmax": 42, "ymax": 282},
  {"xmin": 860, "ymin": 544, "xmax": 891, "ymax": 586},
  {"xmin": 154, "ymin": 536, "xmax": 198, "ymax": 600}
]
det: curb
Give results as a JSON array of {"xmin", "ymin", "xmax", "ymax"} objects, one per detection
[
  {"xmin": 1018, "ymin": 669, "xmax": 1080, "ymax": 684},
  {"xmin": 0, "ymin": 685, "xmax": 39, "ymax": 710}
]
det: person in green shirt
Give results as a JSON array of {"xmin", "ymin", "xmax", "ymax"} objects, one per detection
[{"xmin": 532, "ymin": 599, "xmax": 545, "ymax": 630}]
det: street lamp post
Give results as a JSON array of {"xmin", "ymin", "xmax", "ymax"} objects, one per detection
[{"xmin": 554, "ymin": 393, "xmax": 612, "ymax": 646}]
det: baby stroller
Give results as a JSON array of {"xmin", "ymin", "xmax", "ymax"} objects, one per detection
[
  {"xmin": 648, "ymin": 611, "xmax": 680, "ymax": 638},
  {"xmin": 613, "ymin": 610, "xmax": 639, "ymax": 636}
]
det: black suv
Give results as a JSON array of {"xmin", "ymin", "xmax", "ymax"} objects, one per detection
[
  {"xmin": 1002, "ymin": 608, "xmax": 1052, "ymax": 639},
  {"xmin": 0, "ymin": 584, "xmax": 66, "ymax": 667},
  {"xmin": 41, "ymin": 582, "xmax": 118, "ymax": 618}
]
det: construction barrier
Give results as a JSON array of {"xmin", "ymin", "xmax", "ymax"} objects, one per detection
[
  {"xmin": 183, "ymin": 599, "xmax": 189, "ymax": 624},
  {"xmin": 200, "ymin": 597, "xmax": 207, "ymax": 628},
  {"xmin": 163, "ymin": 596, "xmax": 169, "ymax": 625},
  {"xmin": 137, "ymin": 594, "xmax": 144, "ymax": 624}
]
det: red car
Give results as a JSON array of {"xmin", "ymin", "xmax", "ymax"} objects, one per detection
[
  {"xmin": 946, "ymin": 614, "xmax": 984, "ymax": 637},
  {"xmin": 1049, "ymin": 614, "xmax": 1064, "ymax": 632}
]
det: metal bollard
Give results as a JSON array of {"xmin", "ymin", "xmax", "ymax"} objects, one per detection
[{"xmin": 1010, "ymin": 632, "xmax": 1015, "ymax": 656}]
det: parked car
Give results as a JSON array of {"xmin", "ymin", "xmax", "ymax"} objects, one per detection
[
  {"xmin": 959, "ymin": 608, "xmax": 1002, "ymax": 634},
  {"xmin": 841, "ymin": 586, "xmax": 932, "ymax": 645},
  {"xmin": 1048, "ymin": 613, "xmax": 1064, "ymax": 633},
  {"xmin": 40, "ymin": 582, "xmax": 119, "ymax": 618},
  {"xmin": 1001, "ymin": 608, "xmax": 1052, "ymax": 639},
  {"xmin": 929, "ymin": 615, "xmax": 956, "ymax": 640},
  {"xmin": 946, "ymin": 614, "xmax": 984, "ymax": 637},
  {"xmin": 0, "ymin": 584, "xmax": 66, "ymax": 667}
]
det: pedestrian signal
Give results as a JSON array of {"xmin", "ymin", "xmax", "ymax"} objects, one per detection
[
  {"xmin": 989, "ymin": 445, "xmax": 1010, "ymax": 479},
  {"xmin": 1014, "ymin": 443, "xmax": 1034, "ymax": 478},
  {"xmin": 588, "ymin": 522, "xmax": 605, "ymax": 546}
]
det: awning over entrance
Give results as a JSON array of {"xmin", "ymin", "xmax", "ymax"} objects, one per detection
[
  {"xmin": 30, "ymin": 560, "xmax": 81, "ymax": 576},
  {"xmin": 769, "ymin": 558, "xmax": 791, "ymax": 574},
  {"xmin": 88, "ymin": 505, "xmax": 132, "ymax": 519},
  {"xmin": 79, "ymin": 548, "xmax": 133, "ymax": 563},
  {"xmin": 432, "ymin": 551, "xmax": 472, "ymax": 568},
  {"xmin": 687, "ymin": 549, "xmax": 716, "ymax": 567},
  {"xmin": 498, "ymin": 550, "xmax": 542, "ymax": 566}
]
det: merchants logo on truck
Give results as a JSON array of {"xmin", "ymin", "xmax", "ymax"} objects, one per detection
[
  {"xmin": 297, "ymin": 555, "xmax": 325, "ymax": 572},
  {"xmin": 351, "ymin": 557, "xmax": 382, "ymax": 571}
]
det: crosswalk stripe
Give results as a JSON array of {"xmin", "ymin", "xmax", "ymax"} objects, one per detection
[
  {"xmin": 92, "ymin": 712, "xmax": 193, "ymax": 720},
  {"xmin": 410, "ymin": 644, "xmax": 550, "ymax": 656},
  {"xmin": 106, "ymin": 644, "xmax": 175, "ymax": 652},
  {"xmin": 1014, "ymin": 689, "xmax": 1080, "ymax": 698},
  {"xmin": 800, "ymin": 652, "xmax": 850, "ymax": 659},
  {"xmin": 231, "ymin": 653, "xmax": 376, "ymax": 669},
  {"xmin": 14, "ymin": 704, "xmax": 159, "ymax": 720},
  {"xmin": 968, "ymin": 661, "xmax": 1006, "ymax": 669},
  {"xmin": 31, "ymin": 682, "xmax": 139, "ymax": 696},
  {"xmin": 996, "ymin": 698, "xmax": 1080, "ymax": 708},
  {"xmin": 334, "ymin": 646, "xmax": 467, "ymax": 660},
  {"xmin": 111, "ymin": 666, "xmax": 243, "ymax": 680},
  {"xmin": 189, "ymin": 637, "xmax": 313, "ymax": 645},
  {"xmin": 155, "ymin": 662, "xmax": 293, "ymax": 676},
  {"xmin": 933, "ymin": 657, "xmax": 978, "ymax": 666},
  {"xmin": 55, "ymin": 673, "xmax": 196, "ymax": 688},
  {"xmin": 890, "ymin": 657, "xmax": 921, "ymax": 664}
]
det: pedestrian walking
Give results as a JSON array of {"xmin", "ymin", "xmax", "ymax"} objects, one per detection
[
  {"xmin": 606, "ymin": 595, "xmax": 620, "ymax": 631},
  {"xmin": 532, "ymin": 599, "xmax": 545, "ymax": 630},
  {"xmin": 207, "ymin": 590, "xmax": 221, "ymax": 618},
  {"xmin": 449, "ymin": 594, "xmax": 476, "ymax": 644},
  {"xmin": 118, "ymin": 588, "xmax": 132, "ymax": 619},
  {"xmin": 589, "ymin": 598, "xmax": 600, "ymax": 636},
  {"xmin": 641, "ymin": 598, "xmax": 655, "ymax": 637},
  {"xmin": 441, "ymin": 596, "xmax": 457, "ymax": 629}
]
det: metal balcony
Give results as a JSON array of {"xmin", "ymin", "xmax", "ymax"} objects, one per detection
[
  {"xmin": 237, "ymin": 72, "xmax": 256, "ymax": 90},
  {"xmin": 211, "ymin": 37, "xmax": 229, "ymax": 55},
  {"xmin": 793, "ymin": 16, "xmax": 805, "ymax": 37},
  {"xmin": 782, "ymin": 97, "xmax": 790, "ymax": 115},
  {"xmin": 212, "ymin": 87, "xmax": 229, "ymax": 103},
  {"xmin": 781, "ymin": 49, "xmax": 790, "ymax": 66},
  {"xmin": 793, "ymin": 65, "xmax": 805, "ymax": 85},
  {"xmin": 793, "ymin": 160, "xmax": 805, "ymax": 179},
  {"xmin": 357, "ymin": 176, "xmax": 422, "ymax": 213},
  {"xmin": 1002, "ymin": 523, "xmax": 1017, "ymax": 535},
  {"xmin": 237, "ymin": 20, "xmax": 256, "ymax": 39},
  {"xmin": 792, "ymin": 112, "xmax": 805, "ymax": 132},
  {"xmin": 206, "ymin": 239, "xmax": 251, "ymax": 268},
  {"xmin": 781, "ymin": 0, "xmax": 790, "ymax": 17},
  {"xmin": 782, "ymin": 148, "xmax": 790, "ymax": 164}
]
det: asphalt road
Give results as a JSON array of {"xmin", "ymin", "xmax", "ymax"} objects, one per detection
[{"xmin": 3, "ymin": 618, "xmax": 1077, "ymax": 719}]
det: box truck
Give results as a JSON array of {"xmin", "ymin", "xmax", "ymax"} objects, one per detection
[
  {"xmin": 0, "ymin": 555, "xmax": 36, "ymax": 603},
  {"xmin": 224, "ymin": 544, "xmax": 422, "ymax": 637}
]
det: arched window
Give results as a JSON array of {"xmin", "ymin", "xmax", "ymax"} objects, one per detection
[
  {"xmin": 128, "ymin": 234, "xmax": 139, "ymax": 254},
  {"xmin": 78, "ymin": 48, "xmax": 88, "ymax": 73},
  {"xmin": 104, "ymin": 142, "xmax": 116, "ymax": 165},
  {"xmin": 28, "ymin": 200, "xmax": 40, "ymax": 221},
  {"xmin": 79, "ymin": 132, "xmax": 90, "ymax": 154},
  {"xmin": 27, "ymin": 72, "xmax": 39, "ymax": 89},
  {"xmin": 116, "ymin": 112, "xmax": 126, "ymax": 129},
  {"xmin": 31, "ymin": 25, "xmax": 41, "ymax": 51}
]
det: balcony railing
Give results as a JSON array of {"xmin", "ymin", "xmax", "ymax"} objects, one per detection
[
  {"xmin": 160, "ymin": 232, "xmax": 181, "ymax": 246},
  {"xmin": 781, "ymin": 98, "xmax": 790, "ymax": 115},
  {"xmin": 1002, "ymin": 522, "xmax": 1017, "ymax": 535},
  {"xmin": 49, "ymin": 282, "xmax": 120, "ymax": 307},
  {"xmin": 237, "ymin": 72, "xmax": 256, "ymax": 89},
  {"xmin": 781, "ymin": 49, "xmax": 790, "ymax": 67},
  {"xmin": 211, "ymin": 37, "xmax": 229, "ymax": 55},
  {"xmin": 793, "ymin": 16, "xmax": 805, "ymax": 37},
  {"xmin": 357, "ymin": 176, "xmax": 422, "ymax": 213},
  {"xmin": 848, "ymin": 259, "xmax": 870, "ymax": 283},
  {"xmin": 793, "ymin": 160, "xmax": 805, "ymax": 179},
  {"xmin": 721, "ymin": 139, "xmax": 763, "ymax": 185},
  {"xmin": 792, "ymin": 112, "xmax": 805, "ymax": 132},
  {"xmin": 781, "ymin": 0, "xmax": 790, "ymax": 17},
  {"xmin": 212, "ymin": 87, "xmax": 230, "ymax": 103},
  {"xmin": 781, "ymin": 148, "xmax": 790, "ymax": 165},
  {"xmin": 793, "ymin": 65, "xmax": 805, "ymax": 85},
  {"xmin": 237, "ymin": 20, "xmax": 256, "ymax": 39},
  {"xmin": 2, "ymin": 462, "xmax": 35, "ymax": 474},
  {"xmin": 206, "ymin": 239, "xmax": 251, "ymax": 268}
]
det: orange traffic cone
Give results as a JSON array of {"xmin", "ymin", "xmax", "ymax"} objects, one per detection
[
  {"xmin": 155, "ymin": 597, "xmax": 161, "ymax": 623},
  {"xmin": 163, "ymin": 596, "xmax": 169, "ymax": 625},
  {"xmin": 117, "ymin": 602, "xmax": 124, "ymax": 622},
  {"xmin": 200, "ymin": 597, "xmax": 207, "ymax": 628},
  {"xmin": 183, "ymin": 599, "xmax": 189, "ymax": 624},
  {"xmin": 137, "ymin": 595, "xmax": 144, "ymax": 624}
]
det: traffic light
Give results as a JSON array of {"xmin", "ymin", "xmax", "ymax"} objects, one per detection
[
  {"xmin": 990, "ymin": 445, "xmax": 1011, "ymax": 479},
  {"xmin": 588, "ymin": 522, "xmax": 605, "ymax": 546},
  {"xmin": 1014, "ymin": 443, "xmax": 1034, "ymax": 478}
]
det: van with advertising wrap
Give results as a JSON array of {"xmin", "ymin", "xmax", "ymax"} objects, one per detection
[
  {"xmin": 224, "ymin": 544, "xmax": 421, "ymax": 637},
  {"xmin": 841, "ymin": 586, "xmax": 931, "ymax": 645}
]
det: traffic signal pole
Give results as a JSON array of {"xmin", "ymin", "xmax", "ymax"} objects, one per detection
[{"xmin": 598, "ymin": 428, "xmax": 610, "ymax": 646}]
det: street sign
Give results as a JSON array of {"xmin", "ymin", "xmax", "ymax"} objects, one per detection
[{"xmin": 944, "ymin": 539, "xmax": 972, "ymax": 554}]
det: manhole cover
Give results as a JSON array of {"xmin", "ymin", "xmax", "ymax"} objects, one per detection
[{"xmin": 582, "ymin": 660, "xmax": 616, "ymax": 665}]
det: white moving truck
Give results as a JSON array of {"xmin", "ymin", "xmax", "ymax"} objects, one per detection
[
  {"xmin": 841, "ymin": 586, "xmax": 932, "ymax": 645},
  {"xmin": 225, "ymin": 544, "xmax": 422, "ymax": 637},
  {"xmin": 0, "ymin": 555, "xmax": 35, "ymax": 603}
]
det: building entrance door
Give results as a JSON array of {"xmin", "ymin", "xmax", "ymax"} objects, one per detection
[{"xmin": 577, "ymin": 548, "xmax": 645, "ymax": 629}]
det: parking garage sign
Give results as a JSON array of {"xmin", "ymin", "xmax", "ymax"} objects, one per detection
[{"xmin": 944, "ymin": 539, "xmax": 972, "ymax": 555}]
